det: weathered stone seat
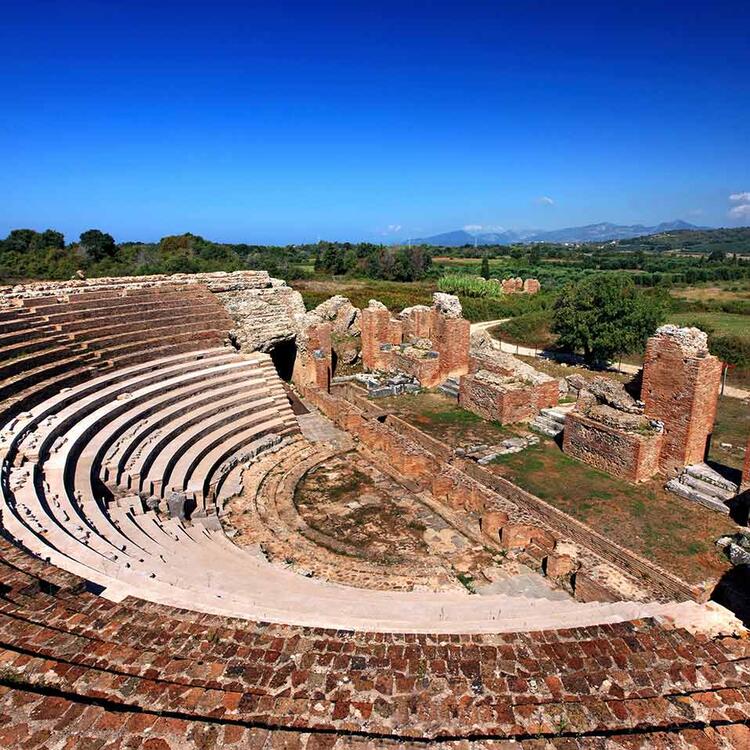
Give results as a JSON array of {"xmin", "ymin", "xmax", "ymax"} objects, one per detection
[
  {"xmin": 138, "ymin": 398, "xmax": 285, "ymax": 497},
  {"xmin": 114, "ymin": 378, "xmax": 280, "ymax": 490}
]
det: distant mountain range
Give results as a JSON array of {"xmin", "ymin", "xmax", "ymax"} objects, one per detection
[{"xmin": 413, "ymin": 220, "xmax": 707, "ymax": 246}]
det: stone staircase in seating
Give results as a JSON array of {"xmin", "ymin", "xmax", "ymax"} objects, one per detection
[{"xmin": 437, "ymin": 375, "xmax": 460, "ymax": 399}]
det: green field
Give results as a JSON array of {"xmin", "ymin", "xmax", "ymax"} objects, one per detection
[{"xmin": 667, "ymin": 312, "xmax": 749, "ymax": 336}]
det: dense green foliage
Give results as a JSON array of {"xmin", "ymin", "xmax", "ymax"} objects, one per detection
[
  {"xmin": 619, "ymin": 227, "xmax": 750, "ymax": 255},
  {"xmin": 314, "ymin": 242, "xmax": 431, "ymax": 281},
  {"xmin": 437, "ymin": 274, "xmax": 503, "ymax": 297},
  {"xmin": 552, "ymin": 275, "xmax": 668, "ymax": 363},
  {"xmin": 3, "ymin": 225, "xmax": 749, "ymax": 288},
  {"xmin": 480, "ymin": 254, "xmax": 490, "ymax": 280},
  {"xmin": 709, "ymin": 335, "xmax": 750, "ymax": 370}
]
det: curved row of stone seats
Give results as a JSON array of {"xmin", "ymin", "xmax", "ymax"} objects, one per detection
[
  {"xmin": 0, "ymin": 284, "xmax": 234, "ymax": 419},
  {"xmin": 0, "ymin": 347, "xmax": 741, "ymax": 632},
  {"xmin": 0, "ymin": 305, "xmax": 101, "ymax": 415},
  {"xmin": 0, "ymin": 537, "xmax": 749, "ymax": 748},
  {"xmin": 1, "ymin": 350, "xmax": 314, "ymax": 606},
  {"xmin": 5, "ymin": 407, "xmax": 727, "ymax": 632}
]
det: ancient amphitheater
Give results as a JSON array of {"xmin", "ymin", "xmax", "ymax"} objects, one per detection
[{"xmin": 0, "ymin": 270, "xmax": 748, "ymax": 749}]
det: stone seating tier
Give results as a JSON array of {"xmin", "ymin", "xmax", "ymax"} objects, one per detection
[
  {"xmin": 0, "ymin": 537, "xmax": 749, "ymax": 747},
  {"xmin": 0, "ymin": 284, "xmax": 235, "ymax": 421},
  {"xmin": 0, "ymin": 278, "xmax": 748, "ymax": 746}
]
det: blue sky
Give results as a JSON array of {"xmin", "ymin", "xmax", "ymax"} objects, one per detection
[{"xmin": 2, "ymin": 0, "xmax": 749, "ymax": 244}]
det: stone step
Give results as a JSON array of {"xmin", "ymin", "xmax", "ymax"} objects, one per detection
[
  {"xmin": 529, "ymin": 415, "xmax": 564, "ymax": 437},
  {"xmin": 679, "ymin": 472, "xmax": 737, "ymax": 502},
  {"xmin": 665, "ymin": 478, "xmax": 730, "ymax": 514},
  {"xmin": 540, "ymin": 408, "xmax": 567, "ymax": 426},
  {"xmin": 684, "ymin": 463, "xmax": 739, "ymax": 494}
]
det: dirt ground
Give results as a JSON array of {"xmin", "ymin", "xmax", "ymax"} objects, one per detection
[{"xmin": 294, "ymin": 450, "xmax": 514, "ymax": 591}]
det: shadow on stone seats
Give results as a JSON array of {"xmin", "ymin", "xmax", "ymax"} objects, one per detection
[
  {"xmin": 269, "ymin": 339, "xmax": 297, "ymax": 382},
  {"xmin": 712, "ymin": 564, "xmax": 750, "ymax": 627}
]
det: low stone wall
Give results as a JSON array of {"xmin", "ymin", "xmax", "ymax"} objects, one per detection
[
  {"xmin": 385, "ymin": 415, "xmax": 454, "ymax": 461},
  {"xmin": 458, "ymin": 460, "xmax": 697, "ymax": 602},
  {"xmin": 307, "ymin": 385, "xmax": 698, "ymax": 603},
  {"xmin": 562, "ymin": 412, "xmax": 663, "ymax": 482}
]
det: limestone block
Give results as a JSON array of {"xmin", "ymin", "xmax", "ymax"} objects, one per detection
[
  {"xmin": 481, "ymin": 510, "xmax": 509, "ymax": 541},
  {"xmin": 545, "ymin": 553, "xmax": 575, "ymax": 579}
]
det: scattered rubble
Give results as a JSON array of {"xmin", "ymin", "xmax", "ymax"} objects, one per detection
[
  {"xmin": 455, "ymin": 435, "xmax": 540, "ymax": 464},
  {"xmin": 354, "ymin": 371, "xmax": 421, "ymax": 398}
]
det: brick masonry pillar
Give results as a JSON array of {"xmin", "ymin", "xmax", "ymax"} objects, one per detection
[
  {"xmin": 641, "ymin": 327, "xmax": 722, "ymax": 474},
  {"xmin": 742, "ymin": 437, "xmax": 750, "ymax": 491},
  {"xmin": 431, "ymin": 313, "xmax": 470, "ymax": 381},
  {"xmin": 361, "ymin": 306, "xmax": 402, "ymax": 371}
]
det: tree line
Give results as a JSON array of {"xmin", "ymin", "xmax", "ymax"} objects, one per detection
[{"xmin": 0, "ymin": 229, "xmax": 436, "ymax": 283}]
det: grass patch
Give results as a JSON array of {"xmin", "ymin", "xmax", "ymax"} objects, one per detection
[
  {"xmin": 710, "ymin": 396, "xmax": 750, "ymax": 470},
  {"xmin": 486, "ymin": 437, "xmax": 737, "ymax": 584},
  {"xmin": 667, "ymin": 311, "xmax": 750, "ymax": 336},
  {"xmin": 491, "ymin": 310, "xmax": 556, "ymax": 349}
]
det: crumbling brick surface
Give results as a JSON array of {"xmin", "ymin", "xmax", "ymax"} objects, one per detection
[
  {"xmin": 292, "ymin": 322, "xmax": 332, "ymax": 390},
  {"xmin": 360, "ymin": 302, "xmax": 402, "ymax": 371},
  {"xmin": 499, "ymin": 276, "xmax": 540, "ymax": 294},
  {"xmin": 562, "ymin": 412, "xmax": 663, "ymax": 482},
  {"xmin": 360, "ymin": 294, "xmax": 469, "ymax": 386},
  {"xmin": 641, "ymin": 325, "xmax": 722, "ymax": 474},
  {"xmin": 460, "ymin": 371, "xmax": 545, "ymax": 423},
  {"xmin": 459, "ymin": 350, "xmax": 558, "ymax": 424},
  {"xmin": 741, "ymin": 437, "xmax": 750, "ymax": 491}
]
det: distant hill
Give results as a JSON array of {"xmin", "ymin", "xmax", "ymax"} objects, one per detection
[{"xmin": 415, "ymin": 220, "xmax": 707, "ymax": 246}]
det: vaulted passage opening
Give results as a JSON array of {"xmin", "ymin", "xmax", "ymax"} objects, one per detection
[{"xmin": 269, "ymin": 339, "xmax": 297, "ymax": 382}]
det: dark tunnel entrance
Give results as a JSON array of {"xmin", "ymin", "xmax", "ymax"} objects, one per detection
[{"xmin": 269, "ymin": 339, "xmax": 297, "ymax": 382}]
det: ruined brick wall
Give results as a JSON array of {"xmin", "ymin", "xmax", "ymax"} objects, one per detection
[
  {"xmin": 400, "ymin": 305, "xmax": 433, "ymax": 340},
  {"xmin": 360, "ymin": 294, "xmax": 469, "ymax": 385},
  {"xmin": 460, "ymin": 354, "xmax": 558, "ymax": 424},
  {"xmin": 391, "ymin": 350, "xmax": 442, "ymax": 388},
  {"xmin": 641, "ymin": 326, "xmax": 722, "ymax": 474},
  {"xmin": 360, "ymin": 304, "xmax": 402, "ymax": 371},
  {"xmin": 430, "ymin": 314, "xmax": 470, "ymax": 381},
  {"xmin": 501, "ymin": 277, "xmax": 523, "ymax": 294},
  {"xmin": 459, "ymin": 374, "xmax": 541, "ymax": 424},
  {"xmin": 743, "ymin": 437, "xmax": 750, "ymax": 491},
  {"xmin": 291, "ymin": 322, "xmax": 331, "ymax": 390},
  {"xmin": 562, "ymin": 412, "xmax": 663, "ymax": 483},
  {"xmin": 499, "ymin": 277, "xmax": 540, "ymax": 294},
  {"xmin": 534, "ymin": 379, "xmax": 560, "ymax": 411}
]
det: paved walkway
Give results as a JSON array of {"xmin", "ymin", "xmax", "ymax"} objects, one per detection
[{"xmin": 471, "ymin": 319, "xmax": 750, "ymax": 400}]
